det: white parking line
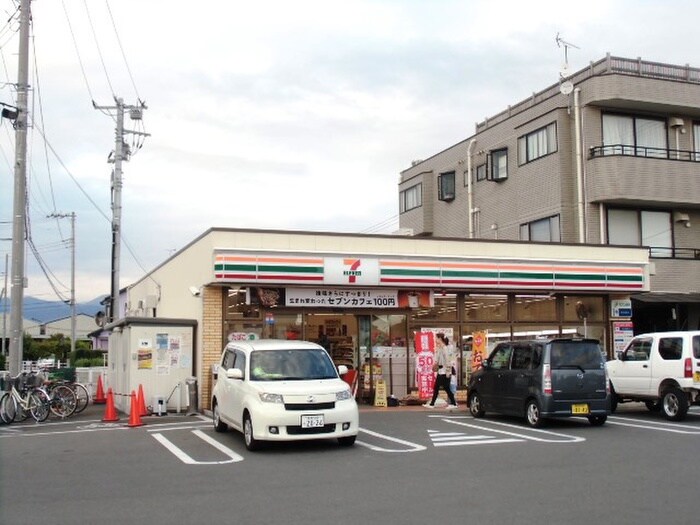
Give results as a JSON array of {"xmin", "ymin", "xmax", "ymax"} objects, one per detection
[
  {"xmin": 602, "ymin": 416, "xmax": 700, "ymax": 434},
  {"xmin": 441, "ymin": 417, "xmax": 586, "ymax": 443},
  {"xmin": 356, "ymin": 427, "xmax": 427, "ymax": 452},
  {"xmin": 152, "ymin": 430, "xmax": 244, "ymax": 464},
  {"xmin": 428, "ymin": 429, "xmax": 523, "ymax": 447}
]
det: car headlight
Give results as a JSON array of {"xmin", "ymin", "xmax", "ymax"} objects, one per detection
[
  {"xmin": 259, "ymin": 392, "xmax": 284, "ymax": 404},
  {"xmin": 336, "ymin": 389, "xmax": 353, "ymax": 401}
]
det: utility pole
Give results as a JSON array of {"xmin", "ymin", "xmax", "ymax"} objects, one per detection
[
  {"xmin": 49, "ymin": 212, "xmax": 76, "ymax": 355},
  {"xmin": 2, "ymin": 253, "xmax": 8, "ymax": 359},
  {"xmin": 8, "ymin": 0, "xmax": 31, "ymax": 376},
  {"xmin": 93, "ymin": 98, "xmax": 148, "ymax": 323}
]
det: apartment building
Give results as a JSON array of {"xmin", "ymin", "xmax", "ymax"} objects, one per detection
[{"xmin": 398, "ymin": 54, "xmax": 700, "ymax": 333}]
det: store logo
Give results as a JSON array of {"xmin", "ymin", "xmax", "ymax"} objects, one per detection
[{"xmin": 343, "ymin": 258, "xmax": 362, "ymax": 283}]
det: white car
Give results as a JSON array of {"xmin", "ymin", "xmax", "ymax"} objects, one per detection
[{"xmin": 211, "ymin": 339, "xmax": 359, "ymax": 450}]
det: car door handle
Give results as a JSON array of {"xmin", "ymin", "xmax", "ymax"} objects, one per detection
[{"xmin": 642, "ymin": 365, "xmax": 648, "ymax": 368}]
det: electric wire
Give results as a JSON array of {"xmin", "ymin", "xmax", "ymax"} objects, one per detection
[
  {"xmin": 82, "ymin": 0, "xmax": 114, "ymax": 98},
  {"xmin": 105, "ymin": 0, "xmax": 140, "ymax": 102}
]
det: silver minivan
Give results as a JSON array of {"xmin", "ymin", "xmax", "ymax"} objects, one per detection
[{"xmin": 468, "ymin": 338, "xmax": 611, "ymax": 427}]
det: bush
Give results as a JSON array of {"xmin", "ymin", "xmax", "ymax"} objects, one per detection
[{"xmin": 74, "ymin": 357, "xmax": 106, "ymax": 368}]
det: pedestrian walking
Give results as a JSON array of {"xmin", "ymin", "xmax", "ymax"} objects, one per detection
[{"xmin": 424, "ymin": 333, "xmax": 458, "ymax": 409}]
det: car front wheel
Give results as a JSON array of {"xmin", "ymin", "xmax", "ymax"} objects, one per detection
[
  {"xmin": 338, "ymin": 435, "xmax": 356, "ymax": 447},
  {"xmin": 243, "ymin": 413, "xmax": 260, "ymax": 451},
  {"xmin": 525, "ymin": 399, "xmax": 542, "ymax": 428},
  {"xmin": 469, "ymin": 391, "xmax": 485, "ymax": 418}
]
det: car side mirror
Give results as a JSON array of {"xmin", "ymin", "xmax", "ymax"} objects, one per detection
[
  {"xmin": 212, "ymin": 363, "xmax": 219, "ymax": 380},
  {"xmin": 337, "ymin": 365, "xmax": 349, "ymax": 376},
  {"xmin": 482, "ymin": 358, "xmax": 491, "ymax": 369},
  {"xmin": 226, "ymin": 368, "xmax": 244, "ymax": 380}
]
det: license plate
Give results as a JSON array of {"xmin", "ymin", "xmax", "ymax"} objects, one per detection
[
  {"xmin": 301, "ymin": 414, "xmax": 324, "ymax": 428},
  {"xmin": 571, "ymin": 403, "xmax": 589, "ymax": 415},
  {"xmin": 694, "ymin": 372, "xmax": 700, "ymax": 382}
]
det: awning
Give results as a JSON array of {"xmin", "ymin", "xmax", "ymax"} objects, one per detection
[{"xmin": 631, "ymin": 292, "xmax": 700, "ymax": 304}]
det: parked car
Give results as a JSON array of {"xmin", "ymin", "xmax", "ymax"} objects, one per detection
[
  {"xmin": 468, "ymin": 338, "xmax": 610, "ymax": 427},
  {"xmin": 606, "ymin": 331, "xmax": 700, "ymax": 421},
  {"xmin": 211, "ymin": 339, "xmax": 359, "ymax": 450}
]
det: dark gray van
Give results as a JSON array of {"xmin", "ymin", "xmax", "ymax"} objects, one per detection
[{"xmin": 467, "ymin": 338, "xmax": 610, "ymax": 427}]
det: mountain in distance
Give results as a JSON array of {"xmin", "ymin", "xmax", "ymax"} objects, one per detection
[{"xmin": 0, "ymin": 295, "xmax": 107, "ymax": 323}]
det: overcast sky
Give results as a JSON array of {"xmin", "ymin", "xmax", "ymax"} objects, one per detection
[{"xmin": 1, "ymin": 0, "xmax": 699, "ymax": 306}]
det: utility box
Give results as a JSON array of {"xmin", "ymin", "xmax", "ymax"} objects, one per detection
[{"xmin": 107, "ymin": 317, "xmax": 197, "ymax": 414}]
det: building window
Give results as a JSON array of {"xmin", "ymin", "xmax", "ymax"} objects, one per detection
[
  {"xmin": 489, "ymin": 149, "xmax": 508, "ymax": 181},
  {"xmin": 607, "ymin": 208, "xmax": 672, "ymax": 257},
  {"xmin": 602, "ymin": 114, "xmax": 667, "ymax": 158},
  {"xmin": 694, "ymin": 122, "xmax": 700, "ymax": 161},
  {"xmin": 518, "ymin": 122, "xmax": 557, "ymax": 164},
  {"xmin": 519, "ymin": 215, "xmax": 560, "ymax": 242},
  {"xmin": 475, "ymin": 164, "xmax": 486, "ymax": 182},
  {"xmin": 438, "ymin": 171, "xmax": 455, "ymax": 201},
  {"xmin": 399, "ymin": 183, "xmax": 422, "ymax": 213}
]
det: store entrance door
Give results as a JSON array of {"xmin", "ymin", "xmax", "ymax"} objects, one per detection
[{"xmin": 306, "ymin": 313, "xmax": 358, "ymax": 370}]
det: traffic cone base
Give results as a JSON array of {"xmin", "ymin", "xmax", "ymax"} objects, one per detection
[
  {"xmin": 137, "ymin": 384, "xmax": 149, "ymax": 417},
  {"xmin": 128, "ymin": 391, "xmax": 144, "ymax": 427},
  {"xmin": 102, "ymin": 388, "xmax": 119, "ymax": 422},
  {"xmin": 94, "ymin": 375, "xmax": 106, "ymax": 404}
]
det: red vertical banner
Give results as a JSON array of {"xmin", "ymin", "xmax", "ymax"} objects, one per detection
[
  {"xmin": 415, "ymin": 331, "xmax": 436, "ymax": 399},
  {"xmin": 471, "ymin": 331, "xmax": 488, "ymax": 373}
]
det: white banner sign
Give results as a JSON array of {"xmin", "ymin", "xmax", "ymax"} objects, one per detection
[{"xmin": 286, "ymin": 288, "xmax": 398, "ymax": 308}]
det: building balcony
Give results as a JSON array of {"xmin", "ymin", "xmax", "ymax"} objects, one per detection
[{"xmin": 586, "ymin": 146, "xmax": 700, "ymax": 208}]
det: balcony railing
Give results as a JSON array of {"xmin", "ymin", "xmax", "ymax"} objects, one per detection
[
  {"xmin": 589, "ymin": 144, "xmax": 700, "ymax": 162},
  {"xmin": 649, "ymin": 247, "xmax": 700, "ymax": 260},
  {"xmin": 476, "ymin": 54, "xmax": 700, "ymax": 131}
]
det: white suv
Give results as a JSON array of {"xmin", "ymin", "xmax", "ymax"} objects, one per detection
[
  {"xmin": 211, "ymin": 339, "xmax": 359, "ymax": 450},
  {"xmin": 606, "ymin": 331, "xmax": 700, "ymax": 420}
]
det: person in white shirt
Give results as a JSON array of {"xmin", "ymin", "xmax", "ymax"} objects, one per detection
[{"xmin": 424, "ymin": 333, "xmax": 458, "ymax": 409}]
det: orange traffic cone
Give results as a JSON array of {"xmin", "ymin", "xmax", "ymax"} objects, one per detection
[
  {"xmin": 127, "ymin": 390, "xmax": 143, "ymax": 428},
  {"xmin": 102, "ymin": 388, "xmax": 119, "ymax": 422},
  {"xmin": 137, "ymin": 384, "xmax": 148, "ymax": 417},
  {"xmin": 94, "ymin": 375, "xmax": 106, "ymax": 404}
]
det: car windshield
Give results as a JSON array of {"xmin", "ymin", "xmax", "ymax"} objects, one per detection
[
  {"xmin": 249, "ymin": 349, "xmax": 338, "ymax": 381},
  {"xmin": 549, "ymin": 341, "xmax": 603, "ymax": 370}
]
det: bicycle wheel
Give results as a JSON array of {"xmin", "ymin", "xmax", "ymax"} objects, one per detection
[
  {"xmin": 0, "ymin": 392, "xmax": 16, "ymax": 424},
  {"xmin": 29, "ymin": 390, "xmax": 50, "ymax": 422},
  {"xmin": 49, "ymin": 385, "xmax": 77, "ymax": 418},
  {"xmin": 72, "ymin": 382, "xmax": 91, "ymax": 414}
]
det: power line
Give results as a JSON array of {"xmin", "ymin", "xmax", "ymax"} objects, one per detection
[
  {"xmin": 82, "ymin": 0, "xmax": 114, "ymax": 98},
  {"xmin": 105, "ymin": 0, "xmax": 140, "ymax": 102}
]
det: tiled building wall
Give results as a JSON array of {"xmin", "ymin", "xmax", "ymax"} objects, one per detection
[{"xmin": 201, "ymin": 285, "xmax": 224, "ymax": 410}]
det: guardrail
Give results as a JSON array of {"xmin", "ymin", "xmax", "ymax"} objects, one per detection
[{"xmin": 589, "ymin": 144, "xmax": 700, "ymax": 162}]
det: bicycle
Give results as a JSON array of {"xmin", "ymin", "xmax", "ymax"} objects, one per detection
[
  {"xmin": 45, "ymin": 367, "xmax": 89, "ymax": 414},
  {"xmin": 0, "ymin": 373, "xmax": 51, "ymax": 423},
  {"xmin": 42, "ymin": 380, "xmax": 78, "ymax": 418}
]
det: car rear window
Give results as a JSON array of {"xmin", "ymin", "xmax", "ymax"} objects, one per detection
[
  {"xmin": 693, "ymin": 336, "xmax": 700, "ymax": 359},
  {"xmin": 549, "ymin": 341, "xmax": 603, "ymax": 369}
]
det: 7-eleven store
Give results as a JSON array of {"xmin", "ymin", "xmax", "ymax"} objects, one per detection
[{"xmin": 123, "ymin": 228, "xmax": 648, "ymax": 411}]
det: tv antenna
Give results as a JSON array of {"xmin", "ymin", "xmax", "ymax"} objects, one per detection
[{"xmin": 555, "ymin": 33, "xmax": 580, "ymax": 78}]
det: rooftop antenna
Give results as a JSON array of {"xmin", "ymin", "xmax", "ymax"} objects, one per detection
[{"xmin": 555, "ymin": 33, "xmax": 580, "ymax": 78}]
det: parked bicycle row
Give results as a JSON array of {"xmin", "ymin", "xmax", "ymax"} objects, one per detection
[{"xmin": 0, "ymin": 370, "xmax": 91, "ymax": 424}]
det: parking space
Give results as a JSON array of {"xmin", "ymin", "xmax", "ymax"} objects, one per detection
[{"xmin": 3, "ymin": 403, "xmax": 700, "ymax": 467}]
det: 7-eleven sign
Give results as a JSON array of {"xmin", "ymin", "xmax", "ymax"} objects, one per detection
[{"xmin": 324, "ymin": 257, "xmax": 380, "ymax": 285}]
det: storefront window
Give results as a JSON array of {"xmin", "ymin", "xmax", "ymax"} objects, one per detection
[
  {"xmin": 361, "ymin": 315, "xmax": 408, "ymax": 398},
  {"xmin": 513, "ymin": 295, "xmax": 556, "ymax": 322},
  {"xmin": 464, "ymin": 294, "xmax": 508, "ymax": 322},
  {"xmin": 410, "ymin": 293, "xmax": 458, "ymax": 321},
  {"xmin": 563, "ymin": 296, "xmax": 604, "ymax": 322},
  {"xmin": 225, "ymin": 287, "xmax": 260, "ymax": 320},
  {"xmin": 562, "ymin": 324, "xmax": 607, "ymax": 356}
]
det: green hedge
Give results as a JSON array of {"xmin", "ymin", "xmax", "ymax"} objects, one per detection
[{"xmin": 74, "ymin": 357, "xmax": 106, "ymax": 368}]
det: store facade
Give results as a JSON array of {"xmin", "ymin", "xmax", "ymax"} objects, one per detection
[{"xmin": 123, "ymin": 228, "xmax": 649, "ymax": 411}]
